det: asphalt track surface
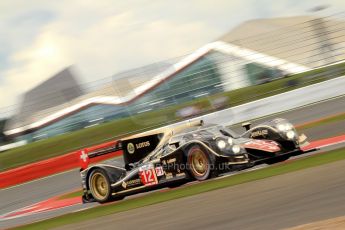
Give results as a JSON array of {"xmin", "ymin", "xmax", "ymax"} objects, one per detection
[
  {"xmin": 56, "ymin": 157, "xmax": 345, "ymax": 230},
  {"xmin": 1, "ymin": 94, "xmax": 345, "ymax": 229}
]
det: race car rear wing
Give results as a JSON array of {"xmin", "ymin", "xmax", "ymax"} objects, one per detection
[
  {"xmin": 78, "ymin": 142, "xmax": 121, "ymax": 170},
  {"xmin": 78, "ymin": 133, "xmax": 163, "ymax": 170},
  {"xmin": 78, "ymin": 119, "xmax": 204, "ymax": 169},
  {"xmin": 87, "ymin": 143, "xmax": 121, "ymax": 158}
]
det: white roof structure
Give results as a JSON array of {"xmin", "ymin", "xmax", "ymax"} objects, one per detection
[
  {"xmin": 220, "ymin": 15, "xmax": 345, "ymax": 68},
  {"xmin": 4, "ymin": 40, "xmax": 309, "ymax": 136},
  {"xmin": 11, "ymin": 15, "xmax": 345, "ymax": 136}
]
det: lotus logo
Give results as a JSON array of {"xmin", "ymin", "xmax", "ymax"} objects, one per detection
[{"xmin": 127, "ymin": 143, "xmax": 135, "ymax": 154}]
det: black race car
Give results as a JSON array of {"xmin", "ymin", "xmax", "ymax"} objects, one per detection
[{"xmin": 79, "ymin": 119, "xmax": 311, "ymax": 203}]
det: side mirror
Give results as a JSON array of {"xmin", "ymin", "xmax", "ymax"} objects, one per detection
[{"xmin": 242, "ymin": 122, "xmax": 251, "ymax": 131}]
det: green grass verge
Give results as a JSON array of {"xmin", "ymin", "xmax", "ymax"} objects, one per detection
[
  {"xmin": 2, "ymin": 62, "xmax": 345, "ymax": 172},
  {"xmin": 14, "ymin": 147, "xmax": 345, "ymax": 230}
]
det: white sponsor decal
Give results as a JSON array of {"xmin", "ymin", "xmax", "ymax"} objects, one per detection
[
  {"xmin": 155, "ymin": 166, "xmax": 164, "ymax": 176},
  {"xmin": 250, "ymin": 129, "xmax": 268, "ymax": 138},
  {"xmin": 165, "ymin": 172, "xmax": 173, "ymax": 179},
  {"xmin": 80, "ymin": 150, "xmax": 88, "ymax": 162},
  {"xmin": 136, "ymin": 141, "xmax": 150, "ymax": 149}
]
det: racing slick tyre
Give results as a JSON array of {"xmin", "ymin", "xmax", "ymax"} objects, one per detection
[
  {"xmin": 89, "ymin": 169, "xmax": 112, "ymax": 203},
  {"xmin": 187, "ymin": 145, "xmax": 212, "ymax": 181}
]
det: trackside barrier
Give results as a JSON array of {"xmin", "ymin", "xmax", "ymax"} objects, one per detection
[
  {"xmin": 202, "ymin": 76, "xmax": 345, "ymax": 126},
  {"xmin": 0, "ymin": 140, "xmax": 122, "ymax": 189},
  {"xmin": 1, "ymin": 76, "xmax": 344, "ymax": 188},
  {"xmin": 137, "ymin": 76, "xmax": 345, "ymax": 135}
]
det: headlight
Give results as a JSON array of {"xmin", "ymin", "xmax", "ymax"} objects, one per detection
[
  {"xmin": 285, "ymin": 123, "xmax": 293, "ymax": 130},
  {"xmin": 232, "ymin": 145, "xmax": 241, "ymax": 154},
  {"xmin": 277, "ymin": 123, "xmax": 293, "ymax": 132},
  {"xmin": 286, "ymin": 130, "xmax": 295, "ymax": 139},
  {"xmin": 277, "ymin": 123, "xmax": 285, "ymax": 131},
  {"xmin": 217, "ymin": 139, "xmax": 226, "ymax": 149},
  {"xmin": 227, "ymin": 137, "xmax": 233, "ymax": 145}
]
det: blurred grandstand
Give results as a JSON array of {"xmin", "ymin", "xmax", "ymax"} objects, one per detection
[{"xmin": 1, "ymin": 14, "xmax": 345, "ymax": 146}]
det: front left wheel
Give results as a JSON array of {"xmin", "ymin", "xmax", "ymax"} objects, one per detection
[
  {"xmin": 89, "ymin": 169, "xmax": 112, "ymax": 203},
  {"xmin": 187, "ymin": 145, "xmax": 212, "ymax": 181}
]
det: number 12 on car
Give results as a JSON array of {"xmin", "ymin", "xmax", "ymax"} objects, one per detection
[{"xmin": 139, "ymin": 165, "xmax": 158, "ymax": 186}]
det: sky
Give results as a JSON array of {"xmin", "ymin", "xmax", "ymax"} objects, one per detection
[{"xmin": 0, "ymin": 0, "xmax": 344, "ymax": 113}]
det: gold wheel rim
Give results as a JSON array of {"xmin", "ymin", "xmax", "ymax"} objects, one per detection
[
  {"xmin": 191, "ymin": 149, "xmax": 208, "ymax": 176},
  {"xmin": 90, "ymin": 172, "xmax": 109, "ymax": 200}
]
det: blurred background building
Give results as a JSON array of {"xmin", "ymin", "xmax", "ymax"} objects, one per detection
[{"xmin": 2, "ymin": 15, "xmax": 345, "ymax": 144}]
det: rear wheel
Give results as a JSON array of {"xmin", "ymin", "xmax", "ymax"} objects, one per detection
[
  {"xmin": 89, "ymin": 169, "xmax": 112, "ymax": 203},
  {"xmin": 187, "ymin": 146, "xmax": 212, "ymax": 180}
]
